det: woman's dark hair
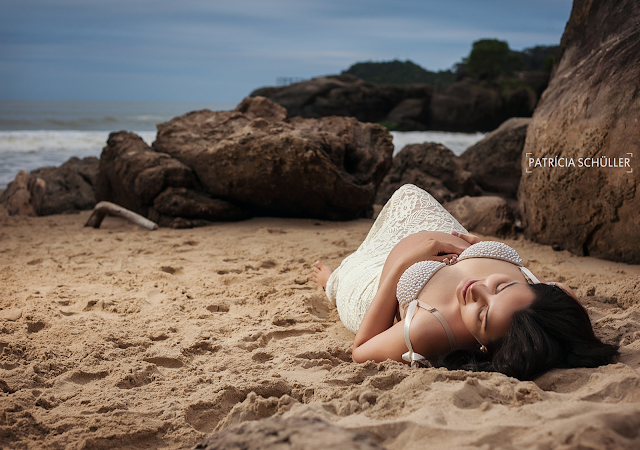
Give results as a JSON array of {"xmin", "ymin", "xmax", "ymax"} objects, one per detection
[{"xmin": 439, "ymin": 283, "xmax": 619, "ymax": 381}]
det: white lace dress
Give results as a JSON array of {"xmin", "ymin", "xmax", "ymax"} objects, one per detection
[{"xmin": 325, "ymin": 184, "xmax": 468, "ymax": 333}]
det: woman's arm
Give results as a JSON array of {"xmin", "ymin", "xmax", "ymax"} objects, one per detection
[{"xmin": 352, "ymin": 236, "xmax": 465, "ymax": 362}]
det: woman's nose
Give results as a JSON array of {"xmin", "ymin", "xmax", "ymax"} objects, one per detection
[{"xmin": 469, "ymin": 282, "xmax": 487, "ymax": 303}]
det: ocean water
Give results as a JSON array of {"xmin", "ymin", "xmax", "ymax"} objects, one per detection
[{"xmin": 0, "ymin": 100, "xmax": 485, "ymax": 189}]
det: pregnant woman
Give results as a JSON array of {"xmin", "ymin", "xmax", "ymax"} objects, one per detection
[{"xmin": 313, "ymin": 184, "xmax": 617, "ymax": 380}]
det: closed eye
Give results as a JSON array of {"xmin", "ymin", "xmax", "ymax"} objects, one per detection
[{"xmin": 478, "ymin": 306, "xmax": 487, "ymax": 324}]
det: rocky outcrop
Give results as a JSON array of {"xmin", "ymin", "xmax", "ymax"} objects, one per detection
[
  {"xmin": 429, "ymin": 78, "xmax": 535, "ymax": 132},
  {"xmin": 519, "ymin": 0, "xmax": 640, "ymax": 263},
  {"xmin": 375, "ymin": 143, "xmax": 480, "ymax": 205},
  {"xmin": 444, "ymin": 196, "xmax": 516, "ymax": 237},
  {"xmin": 0, "ymin": 157, "xmax": 98, "ymax": 216},
  {"xmin": 251, "ymin": 74, "xmax": 537, "ymax": 132},
  {"xmin": 153, "ymin": 96, "xmax": 393, "ymax": 221},
  {"xmin": 251, "ymin": 74, "xmax": 432, "ymax": 129},
  {"xmin": 95, "ymin": 132, "xmax": 248, "ymax": 228},
  {"xmin": 195, "ymin": 417, "xmax": 384, "ymax": 450},
  {"xmin": 460, "ymin": 117, "xmax": 530, "ymax": 197},
  {"xmin": 93, "ymin": 97, "xmax": 393, "ymax": 225}
]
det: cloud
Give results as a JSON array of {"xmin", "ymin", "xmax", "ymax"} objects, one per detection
[{"xmin": 0, "ymin": 0, "xmax": 573, "ymax": 102}]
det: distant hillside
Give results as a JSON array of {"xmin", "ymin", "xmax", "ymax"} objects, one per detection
[
  {"xmin": 341, "ymin": 44, "xmax": 557, "ymax": 86},
  {"xmin": 342, "ymin": 60, "xmax": 456, "ymax": 87},
  {"xmin": 519, "ymin": 45, "xmax": 558, "ymax": 72}
]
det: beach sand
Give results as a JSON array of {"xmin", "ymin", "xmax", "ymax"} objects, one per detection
[{"xmin": 1, "ymin": 208, "xmax": 640, "ymax": 449}]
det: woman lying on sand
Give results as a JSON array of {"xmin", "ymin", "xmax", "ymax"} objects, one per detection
[{"xmin": 313, "ymin": 184, "xmax": 618, "ymax": 380}]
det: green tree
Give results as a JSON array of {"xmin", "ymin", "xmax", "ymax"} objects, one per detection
[{"xmin": 466, "ymin": 39, "xmax": 524, "ymax": 80}]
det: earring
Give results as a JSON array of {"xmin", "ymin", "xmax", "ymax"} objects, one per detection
[{"xmin": 479, "ymin": 344, "xmax": 488, "ymax": 354}]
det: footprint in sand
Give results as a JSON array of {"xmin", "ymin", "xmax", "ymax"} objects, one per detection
[
  {"xmin": 159, "ymin": 265, "xmax": 183, "ymax": 275},
  {"xmin": 68, "ymin": 370, "xmax": 110, "ymax": 385},
  {"xmin": 206, "ymin": 303, "xmax": 230, "ymax": 313},
  {"xmin": 143, "ymin": 357, "xmax": 184, "ymax": 369}
]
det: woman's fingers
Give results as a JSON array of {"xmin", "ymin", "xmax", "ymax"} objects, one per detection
[
  {"xmin": 439, "ymin": 253, "xmax": 459, "ymax": 265},
  {"xmin": 435, "ymin": 240, "xmax": 466, "ymax": 255},
  {"xmin": 450, "ymin": 230, "xmax": 482, "ymax": 245}
]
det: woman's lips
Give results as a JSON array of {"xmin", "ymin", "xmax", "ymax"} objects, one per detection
[{"xmin": 462, "ymin": 280, "xmax": 478, "ymax": 304}]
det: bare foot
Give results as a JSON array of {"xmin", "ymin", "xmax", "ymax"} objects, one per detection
[{"xmin": 312, "ymin": 260, "xmax": 333, "ymax": 289}]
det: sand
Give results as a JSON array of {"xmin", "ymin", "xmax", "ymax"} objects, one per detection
[{"xmin": 1, "ymin": 207, "xmax": 640, "ymax": 449}]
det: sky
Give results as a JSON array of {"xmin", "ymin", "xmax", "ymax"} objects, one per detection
[{"xmin": 0, "ymin": 0, "xmax": 573, "ymax": 104}]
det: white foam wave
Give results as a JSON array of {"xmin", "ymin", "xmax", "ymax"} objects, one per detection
[
  {"xmin": 0, "ymin": 130, "xmax": 156, "ymax": 189},
  {"xmin": 391, "ymin": 131, "xmax": 485, "ymax": 156},
  {"xmin": 0, "ymin": 130, "xmax": 156, "ymax": 154}
]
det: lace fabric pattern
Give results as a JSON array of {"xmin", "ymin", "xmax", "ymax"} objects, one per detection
[{"xmin": 325, "ymin": 184, "xmax": 468, "ymax": 334}]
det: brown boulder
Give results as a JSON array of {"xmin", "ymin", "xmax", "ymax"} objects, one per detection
[
  {"xmin": 153, "ymin": 96, "xmax": 393, "ymax": 220},
  {"xmin": 375, "ymin": 143, "xmax": 480, "ymax": 205},
  {"xmin": 444, "ymin": 195, "xmax": 516, "ymax": 238},
  {"xmin": 460, "ymin": 117, "xmax": 530, "ymax": 197},
  {"xmin": 0, "ymin": 157, "xmax": 98, "ymax": 216},
  {"xmin": 195, "ymin": 416, "xmax": 384, "ymax": 450},
  {"xmin": 429, "ymin": 78, "xmax": 535, "ymax": 132},
  {"xmin": 252, "ymin": 74, "xmax": 538, "ymax": 132},
  {"xmin": 0, "ymin": 170, "xmax": 41, "ymax": 216},
  {"xmin": 30, "ymin": 157, "xmax": 99, "ymax": 215},
  {"xmin": 519, "ymin": 0, "xmax": 640, "ymax": 263},
  {"xmin": 150, "ymin": 187, "xmax": 250, "ymax": 227},
  {"xmin": 251, "ymin": 74, "xmax": 432, "ymax": 126},
  {"xmin": 95, "ymin": 131, "xmax": 198, "ymax": 217}
]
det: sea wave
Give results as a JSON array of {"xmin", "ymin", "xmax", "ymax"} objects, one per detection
[
  {"xmin": 0, "ymin": 130, "xmax": 155, "ymax": 189},
  {"xmin": 391, "ymin": 131, "xmax": 485, "ymax": 156}
]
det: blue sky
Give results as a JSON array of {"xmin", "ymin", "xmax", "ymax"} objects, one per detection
[{"xmin": 1, "ymin": 0, "xmax": 573, "ymax": 103}]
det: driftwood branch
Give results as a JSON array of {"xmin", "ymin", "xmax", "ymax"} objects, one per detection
[{"xmin": 85, "ymin": 201, "xmax": 158, "ymax": 230}]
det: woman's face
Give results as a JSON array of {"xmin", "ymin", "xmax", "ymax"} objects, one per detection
[{"xmin": 456, "ymin": 273, "xmax": 536, "ymax": 345}]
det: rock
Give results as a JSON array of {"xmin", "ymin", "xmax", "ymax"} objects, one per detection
[
  {"xmin": 150, "ymin": 187, "xmax": 250, "ymax": 227},
  {"xmin": 252, "ymin": 74, "xmax": 537, "ymax": 132},
  {"xmin": 375, "ymin": 143, "xmax": 480, "ymax": 205},
  {"xmin": 194, "ymin": 416, "xmax": 384, "ymax": 450},
  {"xmin": 153, "ymin": 96, "xmax": 393, "ymax": 220},
  {"xmin": 444, "ymin": 196, "xmax": 516, "ymax": 237},
  {"xmin": 0, "ymin": 170, "xmax": 39, "ymax": 216},
  {"xmin": 95, "ymin": 132, "xmax": 198, "ymax": 217},
  {"xmin": 251, "ymin": 74, "xmax": 432, "ymax": 126},
  {"xmin": 518, "ymin": 0, "xmax": 640, "ymax": 263},
  {"xmin": 29, "ymin": 157, "xmax": 99, "ymax": 215},
  {"xmin": 1, "ymin": 158, "xmax": 99, "ymax": 217},
  {"xmin": 0, "ymin": 309, "xmax": 23, "ymax": 321},
  {"xmin": 460, "ymin": 117, "xmax": 531, "ymax": 197},
  {"xmin": 386, "ymin": 98, "xmax": 431, "ymax": 131}
]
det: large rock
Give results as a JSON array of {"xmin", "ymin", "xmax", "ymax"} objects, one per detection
[
  {"xmin": 519, "ymin": 0, "xmax": 640, "ymax": 263},
  {"xmin": 460, "ymin": 117, "xmax": 530, "ymax": 197},
  {"xmin": 252, "ymin": 74, "xmax": 537, "ymax": 132},
  {"xmin": 0, "ymin": 157, "xmax": 98, "ymax": 216},
  {"xmin": 195, "ymin": 416, "xmax": 384, "ymax": 450},
  {"xmin": 251, "ymin": 74, "xmax": 432, "ymax": 129},
  {"xmin": 444, "ymin": 195, "xmax": 516, "ymax": 238},
  {"xmin": 96, "ymin": 131, "xmax": 197, "ymax": 216},
  {"xmin": 95, "ymin": 132, "xmax": 248, "ymax": 227},
  {"xmin": 429, "ymin": 78, "xmax": 535, "ymax": 132},
  {"xmin": 30, "ymin": 157, "xmax": 99, "ymax": 215},
  {"xmin": 375, "ymin": 143, "xmax": 480, "ymax": 205},
  {"xmin": 153, "ymin": 96, "xmax": 393, "ymax": 220}
]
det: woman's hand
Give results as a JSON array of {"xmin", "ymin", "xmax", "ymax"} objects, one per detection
[
  {"xmin": 400, "ymin": 237, "xmax": 466, "ymax": 268},
  {"xmin": 451, "ymin": 230, "xmax": 482, "ymax": 245}
]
